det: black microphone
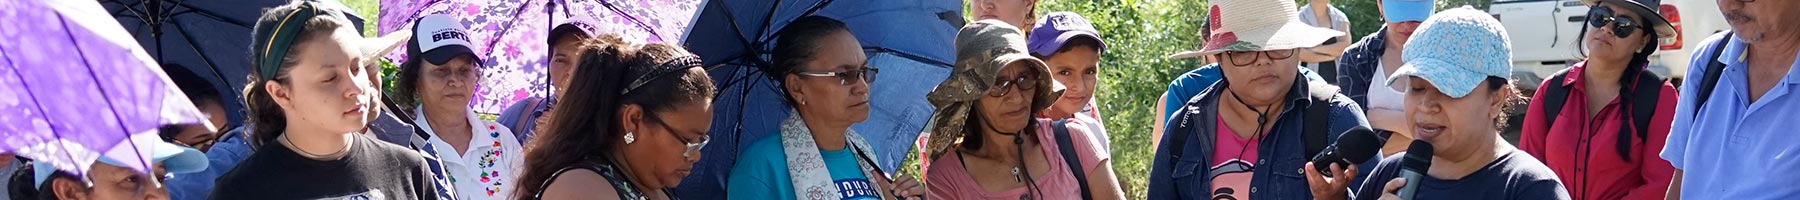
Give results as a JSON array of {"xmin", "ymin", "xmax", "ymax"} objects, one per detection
[
  {"xmin": 1311, "ymin": 126, "xmax": 1388, "ymax": 177},
  {"xmin": 1397, "ymin": 140, "xmax": 1433, "ymax": 200}
]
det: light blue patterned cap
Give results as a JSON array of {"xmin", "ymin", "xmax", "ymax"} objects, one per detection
[{"xmin": 1387, "ymin": 7, "xmax": 1512, "ymax": 98}]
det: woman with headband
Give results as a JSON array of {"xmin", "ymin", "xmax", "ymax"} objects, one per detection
[{"xmin": 209, "ymin": 1, "xmax": 441, "ymax": 199}]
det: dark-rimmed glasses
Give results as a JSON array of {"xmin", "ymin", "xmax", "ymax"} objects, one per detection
[{"xmin": 1223, "ymin": 50, "xmax": 1297, "ymax": 66}]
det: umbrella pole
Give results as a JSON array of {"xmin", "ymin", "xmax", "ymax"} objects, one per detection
[
  {"xmin": 733, "ymin": 69, "xmax": 757, "ymax": 148},
  {"xmin": 150, "ymin": 0, "xmax": 164, "ymax": 62}
]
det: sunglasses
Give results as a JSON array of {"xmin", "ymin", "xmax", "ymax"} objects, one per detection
[
  {"xmin": 794, "ymin": 67, "xmax": 879, "ymax": 86},
  {"xmin": 987, "ymin": 75, "xmax": 1040, "ymax": 97},
  {"xmin": 1587, "ymin": 6, "xmax": 1641, "ymax": 38}
]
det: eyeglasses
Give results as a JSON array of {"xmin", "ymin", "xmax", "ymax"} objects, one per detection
[
  {"xmin": 794, "ymin": 67, "xmax": 879, "ymax": 86},
  {"xmin": 674, "ymin": 133, "xmax": 709, "ymax": 159},
  {"xmin": 647, "ymin": 114, "xmax": 709, "ymax": 159},
  {"xmin": 986, "ymin": 75, "xmax": 1040, "ymax": 97},
  {"xmin": 1587, "ymin": 6, "xmax": 1641, "ymax": 38},
  {"xmin": 1223, "ymin": 50, "xmax": 1296, "ymax": 66}
]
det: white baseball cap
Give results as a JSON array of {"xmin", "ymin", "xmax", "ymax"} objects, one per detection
[{"xmin": 408, "ymin": 14, "xmax": 483, "ymax": 65}]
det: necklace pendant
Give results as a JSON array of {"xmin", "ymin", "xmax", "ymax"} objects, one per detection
[{"xmin": 1011, "ymin": 167, "xmax": 1022, "ymax": 182}]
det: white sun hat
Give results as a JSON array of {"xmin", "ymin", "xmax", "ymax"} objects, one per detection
[{"xmin": 1168, "ymin": 0, "xmax": 1346, "ymax": 59}]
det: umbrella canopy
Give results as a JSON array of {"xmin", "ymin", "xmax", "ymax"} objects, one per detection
[
  {"xmin": 0, "ymin": 0, "xmax": 208, "ymax": 179},
  {"xmin": 677, "ymin": 0, "xmax": 961, "ymax": 198},
  {"xmin": 379, "ymin": 0, "xmax": 700, "ymax": 114},
  {"xmin": 99, "ymin": 0, "xmax": 372, "ymax": 129}
]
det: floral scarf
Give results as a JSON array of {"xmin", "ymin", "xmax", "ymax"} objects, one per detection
[{"xmin": 778, "ymin": 113, "xmax": 887, "ymax": 200}]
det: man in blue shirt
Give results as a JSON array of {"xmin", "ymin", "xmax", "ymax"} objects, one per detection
[
  {"xmin": 1661, "ymin": 0, "xmax": 1800, "ymax": 198},
  {"xmin": 1145, "ymin": 0, "xmax": 1371, "ymax": 199}
]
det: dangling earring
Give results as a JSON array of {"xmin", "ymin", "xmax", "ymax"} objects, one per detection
[{"xmin": 624, "ymin": 132, "xmax": 636, "ymax": 144}]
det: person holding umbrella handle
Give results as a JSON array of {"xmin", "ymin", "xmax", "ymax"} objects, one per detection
[{"xmin": 726, "ymin": 16, "xmax": 927, "ymax": 200}]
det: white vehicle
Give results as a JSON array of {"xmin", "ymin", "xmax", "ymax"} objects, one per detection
[{"xmin": 1488, "ymin": 0, "xmax": 1728, "ymax": 93}]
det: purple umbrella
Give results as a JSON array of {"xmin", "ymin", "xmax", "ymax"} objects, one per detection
[
  {"xmin": 378, "ymin": 0, "xmax": 700, "ymax": 114},
  {"xmin": 0, "ymin": 0, "xmax": 207, "ymax": 177}
]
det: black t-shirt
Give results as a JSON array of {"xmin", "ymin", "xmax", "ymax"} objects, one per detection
[
  {"xmin": 1352, "ymin": 149, "xmax": 1570, "ymax": 200},
  {"xmin": 210, "ymin": 134, "xmax": 441, "ymax": 200}
]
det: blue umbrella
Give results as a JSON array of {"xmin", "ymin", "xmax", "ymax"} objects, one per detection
[
  {"xmin": 99, "ymin": 0, "xmax": 371, "ymax": 129},
  {"xmin": 678, "ymin": 0, "xmax": 961, "ymax": 198},
  {"xmin": 0, "ymin": 0, "xmax": 208, "ymax": 179}
]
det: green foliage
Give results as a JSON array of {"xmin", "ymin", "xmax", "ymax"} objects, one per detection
[
  {"xmin": 341, "ymin": 0, "xmax": 381, "ymax": 37},
  {"xmin": 380, "ymin": 59, "xmax": 400, "ymax": 99},
  {"xmin": 1336, "ymin": 0, "xmax": 1388, "ymax": 42}
]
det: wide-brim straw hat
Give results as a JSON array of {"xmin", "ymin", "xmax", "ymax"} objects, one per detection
[
  {"xmin": 1168, "ymin": 0, "xmax": 1345, "ymax": 59},
  {"xmin": 923, "ymin": 19, "xmax": 1064, "ymax": 160}
]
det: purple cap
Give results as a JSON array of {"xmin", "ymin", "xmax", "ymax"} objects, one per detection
[{"xmin": 1027, "ymin": 12, "xmax": 1106, "ymax": 57}]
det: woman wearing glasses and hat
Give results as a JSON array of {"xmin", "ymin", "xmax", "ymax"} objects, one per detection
[
  {"xmin": 1517, "ymin": 0, "xmax": 1680, "ymax": 199},
  {"xmin": 512, "ymin": 35, "xmax": 717, "ymax": 200},
  {"xmin": 1352, "ymin": 7, "xmax": 1570, "ymax": 200},
  {"xmin": 1146, "ymin": 0, "xmax": 1370, "ymax": 199},
  {"xmin": 725, "ymin": 16, "xmax": 926, "ymax": 200},
  {"xmin": 210, "ymin": 1, "xmax": 441, "ymax": 199},
  {"xmin": 922, "ymin": 19, "xmax": 1125, "ymax": 200}
]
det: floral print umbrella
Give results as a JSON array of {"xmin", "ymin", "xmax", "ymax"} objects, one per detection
[{"xmin": 378, "ymin": 0, "xmax": 701, "ymax": 114}]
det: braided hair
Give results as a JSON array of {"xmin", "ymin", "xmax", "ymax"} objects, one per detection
[{"xmin": 1574, "ymin": 5, "xmax": 1662, "ymax": 162}]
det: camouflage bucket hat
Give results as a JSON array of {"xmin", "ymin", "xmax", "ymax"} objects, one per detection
[{"xmin": 923, "ymin": 19, "xmax": 1064, "ymax": 160}]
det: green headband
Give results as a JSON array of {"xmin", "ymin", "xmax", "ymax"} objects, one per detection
[{"xmin": 251, "ymin": 1, "xmax": 324, "ymax": 81}]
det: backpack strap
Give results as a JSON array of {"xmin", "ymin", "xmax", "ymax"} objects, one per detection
[
  {"xmin": 1538, "ymin": 66, "xmax": 1664, "ymax": 139},
  {"xmin": 1166, "ymin": 81, "xmax": 1335, "ymax": 169},
  {"xmin": 1629, "ymin": 71, "xmax": 1663, "ymax": 138},
  {"xmin": 513, "ymin": 97, "xmax": 542, "ymax": 131},
  {"xmin": 1167, "ymin": 96, "xmax": 1201, "ymax": 162},
  {"xmin": 1539, "ymin": 69, "xmax": 1575, "ymax": 129},
  {"xmin": 1052, "ymin": 119, "xmax": 1094, "ymax": 199},
  {"xmin": 1304, "ymin": 81, "xmax": 1339, "ymax": 157},
  {"xmin": 1693, "ymin": 32, "xmax": 1735, "ymax": 119}
]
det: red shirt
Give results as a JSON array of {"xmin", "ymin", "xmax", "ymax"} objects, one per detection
[{"xmin": 1521, "ymin": 61, "xmax": 1677, "ymax": 200}]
